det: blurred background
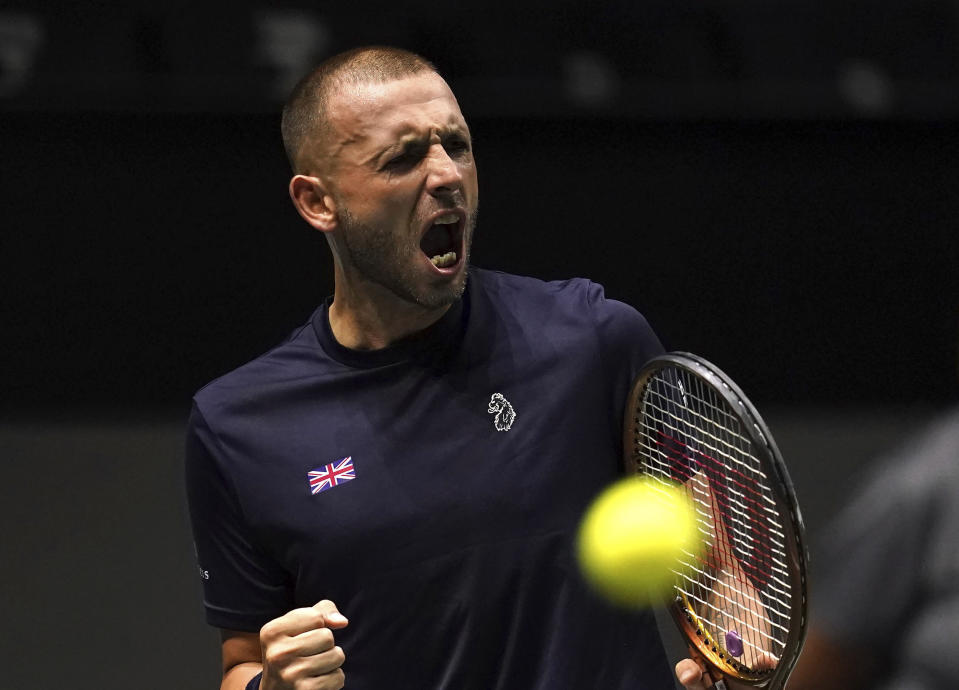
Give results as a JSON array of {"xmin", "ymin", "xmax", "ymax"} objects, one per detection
[{"xmin": 1, "ymin": 2, "xmax": 957, "ymax": 687}]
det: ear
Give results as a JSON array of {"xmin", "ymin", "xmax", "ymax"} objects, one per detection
[{"xmin": 289, "ymin": 175, "xmax": 338, "ymax": 233}]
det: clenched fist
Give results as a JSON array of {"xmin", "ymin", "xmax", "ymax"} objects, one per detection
[{"xmin": 260, "ymin": 600, "xmax": 349, "ymax": 690}]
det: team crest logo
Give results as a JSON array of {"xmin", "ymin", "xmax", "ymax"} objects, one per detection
[{"xmin": 487, "ymin": 393, "xmax": 516, "ymax": 431}]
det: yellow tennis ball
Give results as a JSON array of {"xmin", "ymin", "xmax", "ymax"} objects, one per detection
[{"xmin": 577, "ymin": 476, "xmax": 702, "ymax": 608}]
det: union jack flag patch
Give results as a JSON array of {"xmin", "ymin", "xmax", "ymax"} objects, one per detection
[{"xmin": 308, "ymin": 456, "xmax": 356, "ymax": 495}]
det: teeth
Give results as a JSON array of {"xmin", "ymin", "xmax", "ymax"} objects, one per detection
[
  {"xmin": 433, "ymin": 213, "xmax": 458, "ymax": 225},
  {"xmin": 430, "ymin": 251, "xmax": 458, "ymax": 267}
]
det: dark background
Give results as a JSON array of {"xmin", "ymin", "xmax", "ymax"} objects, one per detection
[{"xmin": 1, "ymin": 2, "xmax": 957, "ymax": 688}]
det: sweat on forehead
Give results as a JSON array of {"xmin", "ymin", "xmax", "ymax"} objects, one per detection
[{"xmin": 281, "ymin": 46, "xmax": 439, "ymax": 173}]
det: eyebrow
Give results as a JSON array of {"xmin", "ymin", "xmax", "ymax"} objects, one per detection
[{"xmin": 368, "ymin": 124, "xmax": 470, "ymax": 166}]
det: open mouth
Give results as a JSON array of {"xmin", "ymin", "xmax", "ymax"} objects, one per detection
[{"xmin": 419, "ymin": 212, "xmax": 464, "ymax": 270}]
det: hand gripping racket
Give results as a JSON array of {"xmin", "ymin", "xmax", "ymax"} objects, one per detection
[{"xmin": 624, "ymin": 353, "xmax": 809, "ymax": 689}]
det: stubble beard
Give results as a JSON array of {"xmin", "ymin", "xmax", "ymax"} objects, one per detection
[{"xmin": 337, "ymin": 207, "xmax": 477, "ymax": 310}]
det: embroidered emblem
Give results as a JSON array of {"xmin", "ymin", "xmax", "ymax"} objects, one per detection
[
  {"xmin": 308, "ymin": 456, "xmax": 356, "ymax": 495},
  {"xmin": 487, "ymin": 393, "xmax": 516, "ymax": 431}
]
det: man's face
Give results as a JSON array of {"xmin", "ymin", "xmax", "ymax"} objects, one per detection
[{"xmin": 322, "ymin": 71, "xmax": 479, "ymax": 310}]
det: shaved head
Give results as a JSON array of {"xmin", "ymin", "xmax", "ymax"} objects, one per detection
[{"xmin": 281, "ymin": 46, "xmax": 439, "ymax": 174}]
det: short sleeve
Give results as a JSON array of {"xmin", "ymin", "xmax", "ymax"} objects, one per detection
[
  {"xmin": 585, "ymin": 281, "xmax": 665, "ymax": 426},
  {"xmin": 184, "ymin": 403, "xmax": 294, "ymax": 631}
]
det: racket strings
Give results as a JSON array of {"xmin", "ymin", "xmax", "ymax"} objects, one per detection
[
  {"xmin": 641, "ymin": 397, "xmax": 784, "ymax": 540},
  {"xmin": 644, "ymin": 380, "xmax": 777, "ymax": 505},
  {"xmin": 639, "ymin": 429, "xmax": 787, "ymax": 556},
  {"xmin": 674, "ymin": 568, "xmax": 789, "ymax": 644},
  {"xmin": 633, "ymin": 368, "xmax": 794, "ymax": 666},
  {"xmin": 635, "ymin": 413, "xmax": 788, "ymax": 582},
  {"xmin": 644, "ymin": 382, "xmax": 785, "ymax": 565},
  {"xmin": 673, "ymin": 558, "xmax": 793, "ymax": 636}
]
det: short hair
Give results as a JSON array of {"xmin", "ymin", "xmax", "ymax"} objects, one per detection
[{"xmin": 281, "ymin": 46, "xmax": 438, "ymax": 173}]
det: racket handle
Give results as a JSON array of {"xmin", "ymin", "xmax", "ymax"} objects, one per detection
[{"xmin": 713, "ymin": 682, "xmax": 728, "ymax": 690}]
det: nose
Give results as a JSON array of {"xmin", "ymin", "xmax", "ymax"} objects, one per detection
[{"xmin": 425, "ymin": 144, "xmax": 463, "ymax": 197}]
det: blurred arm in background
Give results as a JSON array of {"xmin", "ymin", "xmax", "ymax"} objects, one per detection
[{"xmin": 789, "ymin": 407, "xmax": 959, "ymax": 689}]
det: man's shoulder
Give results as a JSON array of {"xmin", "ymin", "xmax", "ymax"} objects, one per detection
[
  {"xmin": 472, "ymin": 267, "xmax": 652, "ymax": 330},
  {"xmin": 472, "ymin": 267, "xmax": 608, "ymax": 307},
  {"xmin": 192, "ymin": 311, "xmax": 325, "ymax": 413}
]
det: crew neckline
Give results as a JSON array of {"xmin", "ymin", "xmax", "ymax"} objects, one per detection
[{"xmin": 313, "ymin": 285, "xmax": 469, "ymax": 369}]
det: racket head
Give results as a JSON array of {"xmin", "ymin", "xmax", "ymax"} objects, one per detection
[{"xmin": 624, "ymin": 352, "xmax": 809, "ymax": 688}]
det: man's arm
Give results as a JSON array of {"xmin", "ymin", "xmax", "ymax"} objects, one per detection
[
  {"xmin": 218, "ymin": 600, "xmax": 348, "ymax": 690},
  {"xmin": 220, "ymin": 630, "xmax": 263, "ymax": 690}
]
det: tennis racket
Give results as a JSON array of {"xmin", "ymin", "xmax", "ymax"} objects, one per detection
[{"xmin": 624, "ymin": 352, "xmax": 808, "ymax": 689}]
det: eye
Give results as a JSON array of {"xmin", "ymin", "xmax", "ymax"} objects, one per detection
[
  {"xmin": 381, "ymin": 152, "xmax": 419, "ymax": 175},
  {"xmin": 383, "ymin": 153, "xmax": 412, "ymax": 169},
  {"xmin": 445, "ymin": 137, "xmax": 471, "ymax": 156},
  {"xmin": 381, "ymin": 144, "xmax": 427, "ymax": 173}
]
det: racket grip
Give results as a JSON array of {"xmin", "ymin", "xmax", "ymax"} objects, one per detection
[{"xmin": 713, "ymin": 682, "xmax": 728, "ymax": 690}]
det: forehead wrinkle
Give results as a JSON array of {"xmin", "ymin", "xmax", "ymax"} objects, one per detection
[
  {"xmin": 354, "ymin": 120, "xmax": 470, "ymax": 169},
  {"xmin": 399, "ymin": 123, "xmax": 462, "ymax": 146},
  {"xmin": 373, "ymin": 93, "xmax": 469, "ymax": 135},
  {"xmin": 324, "ymin": 76, "xmax": 469, "ymax": 169},
  {"xmin": 391, "ymin": 121, "xmax": 470, "ymax": 148},
  {"xmin": 381, "ymin": 122, "xmax": 469, "ymax": 158}
]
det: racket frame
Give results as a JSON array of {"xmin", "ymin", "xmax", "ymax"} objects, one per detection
[{"xmin": 623, "ymin": 352, "xmax": 809, "ymax": 689}]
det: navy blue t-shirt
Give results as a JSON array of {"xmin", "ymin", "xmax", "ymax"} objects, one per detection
[{"xmin": 186, "ymin": 268, "xmax": 670, "ymax": 689}]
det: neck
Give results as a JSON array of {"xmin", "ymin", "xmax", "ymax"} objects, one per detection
[{"xmin": 327, "ymin": 276, "xmax": 451, "ymax": 350}]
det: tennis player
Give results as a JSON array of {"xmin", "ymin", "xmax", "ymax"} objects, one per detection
[{"xmin": 185, "ymin": 45, "xmax": 730, "ymax": 690}]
